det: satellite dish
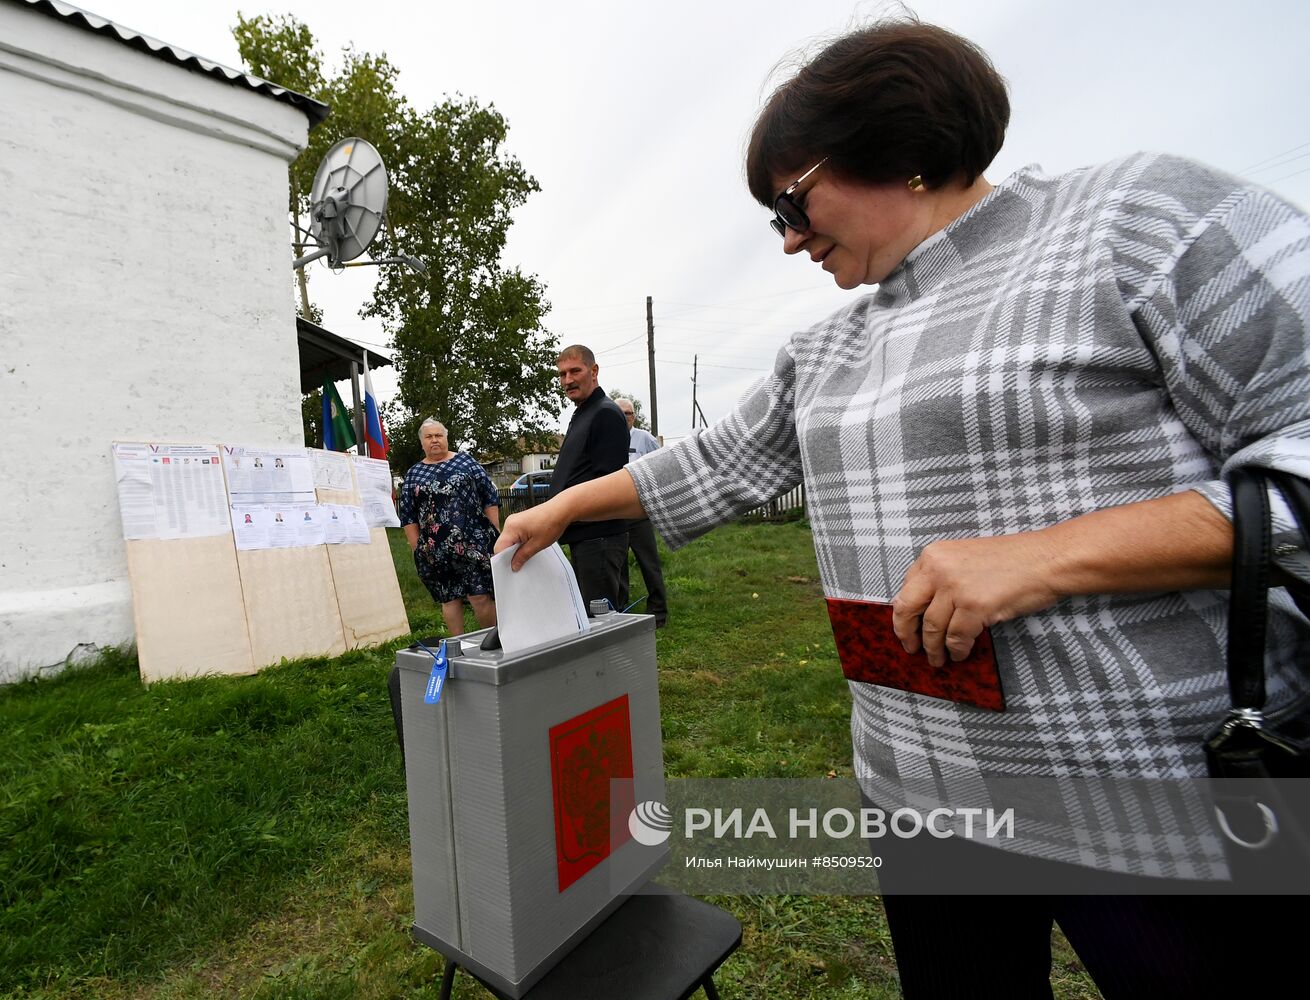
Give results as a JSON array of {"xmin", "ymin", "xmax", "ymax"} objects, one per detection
[
  {"xmin": 292, "ymin": 137, "xmax": 426, "ymax": 275},
  {"xmin": 308, "ymin": 137, "xmax": 387, "ymax": 265}
]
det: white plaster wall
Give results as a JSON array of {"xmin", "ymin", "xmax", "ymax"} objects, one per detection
[{"xmin": 0, "ymin": 3, "xmax": 312, "ymax": 681}]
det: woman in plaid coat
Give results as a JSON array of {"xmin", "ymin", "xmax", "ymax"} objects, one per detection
[{"xmin": 499, "ymin": 18, "xmax": 1309, "ymax": 997}]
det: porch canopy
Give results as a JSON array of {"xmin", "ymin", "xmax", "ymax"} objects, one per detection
[{"xmin": 296, "ymin": 316, "xmax": 393, "ymax": 451}]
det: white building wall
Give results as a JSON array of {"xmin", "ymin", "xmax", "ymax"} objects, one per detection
[{"xmin": 0, "ymin": 3, "xmax": 313, "ymax": 681}]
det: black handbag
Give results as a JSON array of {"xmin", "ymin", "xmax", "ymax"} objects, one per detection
[{"xmin": 1204, "ymin": 466, "xmax": 1310, "ymax": 890}]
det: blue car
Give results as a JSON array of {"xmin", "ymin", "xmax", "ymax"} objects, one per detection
[{"xmin": 509, "ymin": 471, "xmax": 552, "ymax": 497}]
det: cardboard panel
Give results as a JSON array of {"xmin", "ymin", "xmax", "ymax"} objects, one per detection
[
  {"xmin": 327, "ymin": 526, "xmax": 411, "ymax": 648},
  {"xmin": 237, "ymin": 545, "xmax": 347, "ymax": 665},
  {"xmin": 125, "ymin": 535, "xmax": 255, "ymax": 682},
  {"xmin": 316, "ymin": 475, "xmax": 410, "ymax": 649}
]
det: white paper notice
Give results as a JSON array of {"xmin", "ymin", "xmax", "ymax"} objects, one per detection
[
  {"xmin": 230, "ymin": 504, "xmax": 329, "ymax": 550},
  {"xmin": 490, "ymin": 543, "xmax": 589, "ymax": 654},
  {"xmin": 111, "ymin": 442, "xmax": 230, "ymax": 540},
  {"xmin": 222, "ymin": 446, "xmax": 315, "ymax": 505},
  {"xmin": 353, "ymin": 455, "xmax": 401, "ymax": 528},
  {"xmin": 231, "ymin": 506, "xmax": 272, "ymax": 550},
  {"xmin": 292, "ymin": 505, "xmax": 328, "ymax": 547},
  {"xmin": 322, "ymin": 504, "xmax": 371, "ymax": 545},
  {"xmin": 310, "ymin": 449, "xmax": 354, "ymax": 492}
]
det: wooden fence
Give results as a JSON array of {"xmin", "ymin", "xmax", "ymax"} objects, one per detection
[
  {"xmin": 741, "ymin": 482, "xmax": 807, "ymax": 522},
  {"xmin": 496, "ymin": 490, "xmax": 547, "ymax": 519}
]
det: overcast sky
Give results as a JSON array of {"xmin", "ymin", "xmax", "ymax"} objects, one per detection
[{"xmin": 83, "ymin": 0, "xmax": 1310, "ymax": 441}]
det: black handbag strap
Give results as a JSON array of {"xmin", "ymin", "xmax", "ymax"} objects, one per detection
[
  {"xmin": 1226, "ymin": 466, "xmax": 1272, "ymax": 709},
  {"xmin": 1225, "ymin": 466, "xmax": 1310, "ymax": 710}
]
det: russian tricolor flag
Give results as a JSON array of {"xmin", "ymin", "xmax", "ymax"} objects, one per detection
[{"xmin": 363, "ymin": 353, "xmax": 389, "ymax": 460}]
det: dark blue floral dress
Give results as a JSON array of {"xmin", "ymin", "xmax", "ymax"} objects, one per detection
[{"xmin": 398, "ymin": 453, "xmax": 500, "ymax": 603}]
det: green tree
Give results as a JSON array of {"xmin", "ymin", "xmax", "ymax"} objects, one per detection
[
  {"xmin": 301, "ymin": 388, "xmax": 321, "ymax": 448},
  {"xmin": 234, "ymin": 15, "xmax": 561, "ymax": 457},
  {"xmin": 382, "ymin": 400, "xmax": 423, "ymax": 471},
  {"xmin": 233, "ymin": 14, "xmax": 331, "ymax": 320}
]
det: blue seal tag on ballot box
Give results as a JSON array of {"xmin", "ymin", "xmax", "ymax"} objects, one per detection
[{"xmin": 420, "ymin": 639, "xmax": 448, "ymax": 704}]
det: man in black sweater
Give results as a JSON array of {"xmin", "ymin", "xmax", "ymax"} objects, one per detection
[{"xmin": 552, "ymin": 344, "xmax": 630, "ymax": 612}]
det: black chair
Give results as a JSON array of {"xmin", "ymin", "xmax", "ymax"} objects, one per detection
[{"xmin": 387, "ymin": 665, "xmax": 742, "ymax": 1000}]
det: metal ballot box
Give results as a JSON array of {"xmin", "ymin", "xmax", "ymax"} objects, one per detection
[{"xmin": 393, "ymin": 613, "xmax": 669, "ymax": 998}]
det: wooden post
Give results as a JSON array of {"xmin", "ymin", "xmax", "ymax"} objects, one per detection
[
  {"xmin": 690, "ymin": 355, "xmax": 698, "ymax": 431},
  {"xmin": 646, "ymin": 295, "xmax": 659, "ymax": 436}
]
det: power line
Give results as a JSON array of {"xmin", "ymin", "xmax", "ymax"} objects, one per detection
[
  {"xmin": 602, "ymin": 355, "xmax": 769, "ymax": 373},
  {"xmin": 659, "ymin": 357, "xmax": 769, "ymax": 373},
  {"xmin": 658, "ymin": 346, "xmax": 781, "ymax": 363},
  {"xmin": 657, "ymin": 298, "xmax": 836, "ymax": 318},
  {"xmin": 595, "ymin": 333, "xmax": 648, "ymax": 354},
  {"xmin": 1242, "ymin": 140, "xmax": 1310, "ymax": 174},
  {"xmin": 1266, "ymin": 163, "xmax": 1310, "ymax": 186},
  {"xmin": 549, "ymin": 301, "xmax": 650, "ymax": 313},
  {"xmin": 1249, "ymin": 150, "xmax": 1310, "ymax": 176},
  {"xmin": 326, "ymin": 334, "xmax": 394, "ymax": 353},
  {"xmin": 658, "ymin": 317, "xmax": 805, "ymax": 330}
]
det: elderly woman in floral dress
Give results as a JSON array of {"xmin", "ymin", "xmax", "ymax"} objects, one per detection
[{"xmin": 399, "ymin": 418, "xmax": 500, "ymax": 636}]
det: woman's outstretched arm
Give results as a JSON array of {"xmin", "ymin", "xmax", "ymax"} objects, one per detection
[{"xmin": 495, "ymin": 469, "xmax": 645, "ymax": 569}]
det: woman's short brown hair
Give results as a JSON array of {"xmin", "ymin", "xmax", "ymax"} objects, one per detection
[{"xmin": 746, "ymin": 19, "xmax": 1009, "ymax": 205}]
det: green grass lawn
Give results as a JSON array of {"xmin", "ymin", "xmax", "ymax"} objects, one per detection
[{"xmin": 0, "ymin": 523, "xmax": 1099, "ymax": 999}]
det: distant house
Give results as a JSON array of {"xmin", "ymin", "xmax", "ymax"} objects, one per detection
[
  {"xmin": 481, "ymin": 434, "xmax": 563, "ymax": 489},
  {"xmin": 0, "ymin": 0, "xmax": 327, "ymax": 682},
  {"xmin": 521, "ymin": 435, "xmax": 564, "ymax": 474}
]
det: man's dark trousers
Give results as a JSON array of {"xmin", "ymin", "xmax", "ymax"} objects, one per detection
[
  {"xmin": 570, "ymin": 532, "xmax": 629, "ymax": 612},
  {"xmin": 627, "ymin": 518, "xmax": 667, "ymax": 624}
]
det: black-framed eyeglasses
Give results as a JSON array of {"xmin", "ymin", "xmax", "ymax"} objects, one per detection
[{"xmin": 769, "ymin": 157, "xmax": 828, "ymax": 237}]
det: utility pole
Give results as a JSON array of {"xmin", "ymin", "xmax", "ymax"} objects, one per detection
[
  {"xmin": 646, "ymin": 295, "xmax": 659, "ymax": 437},
  {"xmin": 690, "ymin": 354, "xmax": 698, "ymax": 431}
]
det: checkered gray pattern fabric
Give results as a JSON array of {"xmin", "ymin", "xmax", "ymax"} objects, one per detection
[{"xmin": 629, "ymin": 154, "xmax": 1310, "ymax": 877}]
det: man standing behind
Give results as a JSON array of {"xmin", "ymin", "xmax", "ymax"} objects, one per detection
[
  {"xmin": 614, "ymin": 397, "xmax": 668, "ymax": 628},
  {"xmin": 552, "ymin": 345, "xmax": 630, "ymax": 611}
]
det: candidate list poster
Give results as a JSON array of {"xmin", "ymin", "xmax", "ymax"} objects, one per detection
[
  {"xmin": 222, "ymin": 446, "xmax": 315, "ymax": 505},
  {"xmin": 112, "ymin": 443, "xmax": 230, "ymax": 540}
]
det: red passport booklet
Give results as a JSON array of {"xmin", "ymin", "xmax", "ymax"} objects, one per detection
[{"xmin": 825, "ymin": 597, "xmax": 1005, "ymax": 712}]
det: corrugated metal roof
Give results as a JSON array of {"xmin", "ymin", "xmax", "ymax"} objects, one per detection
[{"xmin": 15, "ymin": 0, "xmax": 330, "ymax": 126}]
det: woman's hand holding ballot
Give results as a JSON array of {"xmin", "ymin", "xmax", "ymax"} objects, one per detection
[
  {"xmin": 890, "ymin": 491, "xmax": 1233, "ymax": 667},
  {"xmin": 495, "ymin": 469, "xmax": 646, "ymax": 570}
]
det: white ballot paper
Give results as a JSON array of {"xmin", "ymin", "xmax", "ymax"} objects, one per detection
[{"xmin": 490, "ymin": 543, "xmax": 590, "ymax": 654}]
